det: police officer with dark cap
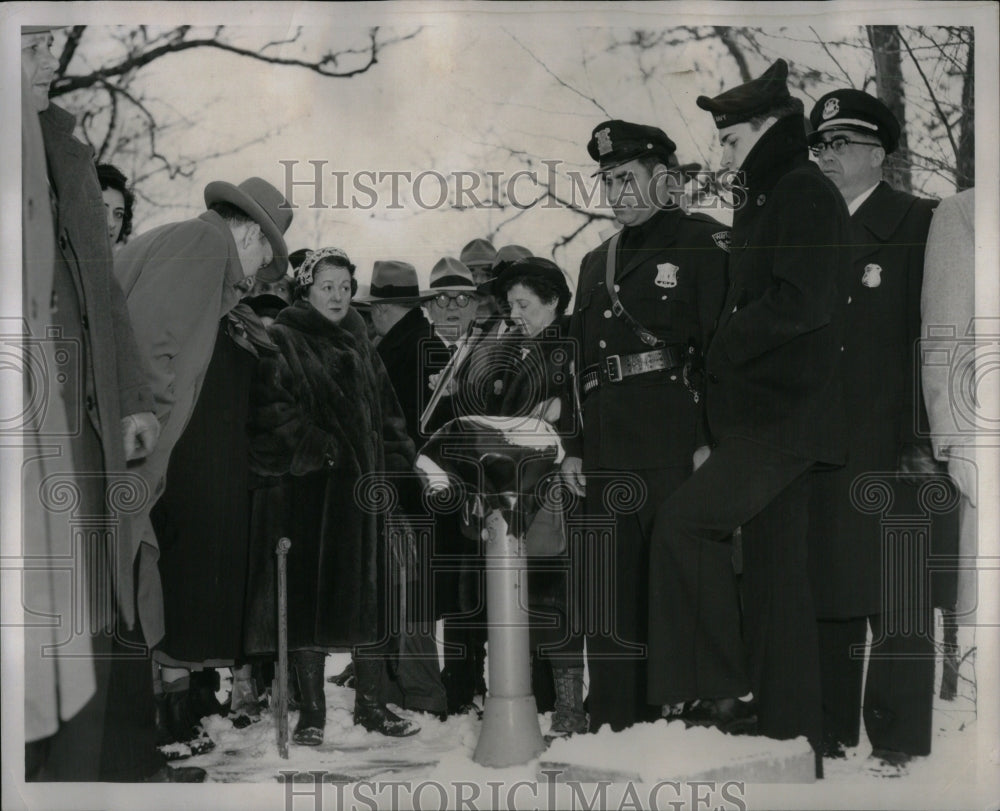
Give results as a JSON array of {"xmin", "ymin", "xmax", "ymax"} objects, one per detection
[
  {"xmin": 805, "ymin": 88, "xmax": 948, "ymax": 774},
  {"xmin": 644, "ymin": 60, "xmax": 850, "ymax": 773},
  {"xmin": 559, "ymin": 118, "xmax": 728, "ymax": 732}
]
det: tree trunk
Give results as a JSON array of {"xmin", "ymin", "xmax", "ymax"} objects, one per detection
[
  {"xmin": 867, "ymin": 26, "xmax": 912, "ymax": 194},
  {"xmin": 956, "ymin": 35, "xmax": 975, "ymax": 191}
]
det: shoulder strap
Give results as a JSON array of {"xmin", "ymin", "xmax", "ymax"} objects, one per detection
[{"xmin": 603, "ymin": 231, "xmax": 663, "ymax": 348}]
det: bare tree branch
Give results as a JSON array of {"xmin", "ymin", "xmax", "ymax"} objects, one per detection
[
  {"xmin": 505, "ymin": 30, "xmax": 611, "ymax": 117},
  {"xmin": 897, "ymin": 29, "xmax": 961, "ymax": 163}
]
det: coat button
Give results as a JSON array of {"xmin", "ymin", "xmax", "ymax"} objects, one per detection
[
  {"xmin": 81, "ymin": 315, "xmax": 89, "ymax": 330},
  {"xmin": 847, "ymin": 296, "xmax": 852, "ymax": 304},
  {"xmin": 603, "ymin": 309, "xmax": 612, "ymax": 319},
  {"xmin": 58, "ymin": 234, "xmax": 68, "ymax": 251},
  {"xmin": 598, "ymin": 340, "xmax": 607, "ymax": 349},
  {"xmin": 614, "ymin": 284, "xmax": 620, "ymax": 292},
  {"xmin": 85, "ymin": 395, "xmax": 95, "ymax": 410}
]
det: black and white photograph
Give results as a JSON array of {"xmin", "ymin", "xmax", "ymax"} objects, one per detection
[{"xmin": 2, "ymin": 2, "xmax": 998, "ymax": 809}]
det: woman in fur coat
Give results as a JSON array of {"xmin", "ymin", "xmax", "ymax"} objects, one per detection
[{"xmin": 244, "ymin": 247, "xmax": 419, "ymax": 745}]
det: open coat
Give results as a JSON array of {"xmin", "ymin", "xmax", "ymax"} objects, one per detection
[{"xmin": 244, "ymin": 301, "xmax": 414, "ymax": 653}]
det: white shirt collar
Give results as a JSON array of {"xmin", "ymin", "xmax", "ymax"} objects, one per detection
[{"xmin": 847, "ymin": 182, "xmax": 881, "ymax": 216}]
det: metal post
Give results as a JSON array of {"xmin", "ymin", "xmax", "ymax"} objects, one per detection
[
  {"xmin": 275, "ymin": 537, "xmax": 291, "ymax": 759},
  {"xmin": 473, "ymin": 509, "xmax": 545, "ymax": 767}
]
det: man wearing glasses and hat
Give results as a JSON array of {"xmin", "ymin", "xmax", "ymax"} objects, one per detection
[
  {"xmin": 560, "ymin": 118, "xmax": 728, "ymax": 733},
  {"xmin": 805, "ymin": 88, "xmax": 943, "ymax": 773},
  {"xmin": 646, "ymin": 60, "xmax": 850, "ymax": 774}
]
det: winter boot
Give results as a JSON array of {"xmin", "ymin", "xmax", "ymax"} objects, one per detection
[
  {"xmin": 353, "ymin": 656, "xmax": 420, "ymax": 737},
  {"xmin": 291, "ymin": 650, "xmax": 327, "ymax": 746},
  {"xmin": 188, "ymin": 668, "xmax": 225, "ymax": 719},
  {"xmin": 549, "ymin": 665, "xmax": 588, "ymax": 737},
  {"xmin": 160, "ymin": 684, "xmax": 216, "ymax": 756},
  {"xmin": 229, "ymin": 665, "xmax": 262, "ymax": 728}
]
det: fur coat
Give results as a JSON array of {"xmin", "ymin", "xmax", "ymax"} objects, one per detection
[{"xmin": 244, "ymin": 300, "xmax": 414, "ymax": 652}]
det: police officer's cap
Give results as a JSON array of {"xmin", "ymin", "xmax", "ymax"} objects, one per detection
[
  {"xmin": 587, "ymin": 120, "xmax": 683, "ymax": 176},
  {"xmin": 697, "ymin": 59, "xmax": 792, "ymax": 129},
  {"xmin": 808, "ymin": 89, "xmax": 900, "ymax": 154}
]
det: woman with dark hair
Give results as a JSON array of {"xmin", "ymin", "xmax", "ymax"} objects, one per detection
[
  {"xmin": 96, "ymin": 163, "xmax": 135, "ymax": 246},
  {"xmin": 461, "ymin": 257, "xmax": 588, "ymax": 736},
  {"xmin": 245, "ymin": 247, "xmax": 420, "ymax": 745}
]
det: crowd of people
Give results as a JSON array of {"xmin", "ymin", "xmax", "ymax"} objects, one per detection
[{"xmin": 21, "ymin": 23, "xmax": 976, "ymax": 786}]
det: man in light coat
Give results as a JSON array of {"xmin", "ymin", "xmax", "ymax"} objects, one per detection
[{"xmin": 113, "ymin": 177, "xmax": 292, "ymax": 743}]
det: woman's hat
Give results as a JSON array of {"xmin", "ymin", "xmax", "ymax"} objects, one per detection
[
  {"xmin": 203, "ymin": 176, "xmax": 293, "ymax": 282},
  {"xmin": 422, "ymin": 257, "xmax": 478, "ymax": 295},
  {"xmin": 493, "ymin": 257, "xmax": 571, "ymax": 304}
]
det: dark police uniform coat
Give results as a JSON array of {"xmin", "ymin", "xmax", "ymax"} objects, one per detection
[
  {"xmin": 808, "ymin": 182, "xmax": 938, "ymax": 618},
  {"xmin": 566, "ymin": 204, "xmax": 728, "ymax": 731},
  {"xmin": 566, "ymin": 205, "xmax": 729, "ymax": 470},
  {"xmin": 705, "ymin": 115, "xmax": 850, "ymax": 466}
]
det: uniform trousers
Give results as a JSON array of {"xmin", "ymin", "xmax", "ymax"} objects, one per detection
[
  {"xmin": 581, "ymin": 466, "xmax": 688, "ymax": 732},
  {"xmin": 818, "ymin": 615, "xmax": 935, "ymax": 756},
  {"xmin": 647, "ymin": 437, "xmax": 822, "ymax": 748}
]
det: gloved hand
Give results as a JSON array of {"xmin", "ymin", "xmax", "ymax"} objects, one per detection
[
  {"xmin": 898, "ymin": 442, "xmax": 943, "ymax": 486},
  {"xmin": 122, "ymin": 411, "xmax": 160, "ymax": 461}
]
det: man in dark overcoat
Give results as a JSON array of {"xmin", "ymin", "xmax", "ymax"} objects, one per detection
[
  {"xmin": 645, "ymin": 61, "xmax": 851, "ymax": 766},
  {"xmin": 559, "ymin": 119, "xmax": 729, "ymax": 732},
  {"xmin": 359, "ymin": 260, "xmax": 449, "ymax": 719},
  {"xmin": 805, "ymin": 89, "xmax": 944, "ymax": 771}
]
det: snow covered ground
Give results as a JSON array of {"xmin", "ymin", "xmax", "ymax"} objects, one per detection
[{"xmin": 175, "ymin": 625, "xmax": 991, "ymax": 811}]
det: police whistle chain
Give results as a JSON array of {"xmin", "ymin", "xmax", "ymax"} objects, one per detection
[{"xmin": 275, "ymin": 537, "xmax": 292, "ymax": 759}]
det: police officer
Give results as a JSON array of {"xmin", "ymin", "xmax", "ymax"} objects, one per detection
[
  {"xmin": 646, "ymin": 61, "xmax": 851, "ymax": 770},
  {"xmin": 560, "ymin": 120, "xmax": 728, "ymax": 732},
  {"xmin": 805, "ymin": 89, "xmax": 945, "ymax": 773}
]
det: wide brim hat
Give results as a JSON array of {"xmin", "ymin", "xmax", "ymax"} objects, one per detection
[
  {"xmin": 354, "ymin": 259, "xmax": 428, "ymax": 304},
  {"xmin": 421, "ymin": 256, "xmax": 478, "ymax": 296},
  {"xmin": 204, "ymin": 176, "xmax": 292, "ymax": 282}
]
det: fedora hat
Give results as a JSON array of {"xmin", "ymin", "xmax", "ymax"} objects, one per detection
[
  {"xmin": 354, "ymin": 260, "xmax": 426, "ymax": 304},
  {"xmin": 204, "ymin": 177, "xmax": 293, "ymax": 282},
  {"xmin": 423, "ymin": 257, "xmax": 478, "ymax": 296},
  {"xmin": 459, "ymin": 238, "xmax": 497, "ymax": 269}
]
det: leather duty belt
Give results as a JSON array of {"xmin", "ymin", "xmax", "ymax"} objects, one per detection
[{"xmin": 581, "ymin": 345, "xmax": 688, "ymax": 395}]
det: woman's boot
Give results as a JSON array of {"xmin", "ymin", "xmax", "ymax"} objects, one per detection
[
  {"xmin": 353, "ymin": 656, "xmax": 420, "ymax": 737},
  {"xmin": 550, "ymin": 665, "xmax": 588, "ymax": 736},
  {"xmin": 291, "ymin": 651, "xmax": 326, "ymax": 746}
]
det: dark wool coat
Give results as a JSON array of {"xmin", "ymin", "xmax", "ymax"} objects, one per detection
[
  {"xmin": 38, "ymin": 104, "xmax": 155, "ymax": 630},
  {"xmin": 564, "ymin": 206, "xmax": 729, "ymax": 470},
  {"xmin": 807, "ymin": 182, "xmax": 940, "ymax": 617},
  {"xmin": 705, "ymin": 114, "xmax": 851, "ymax": 465},
  {"xmin": 244, "ymin": 301, "xmax": 415, "ymax": 653},
  {"xmin": 153, "ymin": 306, "xmax": 276, "ymax": 665},
  {"xmin": 376, "ymin": 306, "xmax": 444, "ymax": 445}
]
